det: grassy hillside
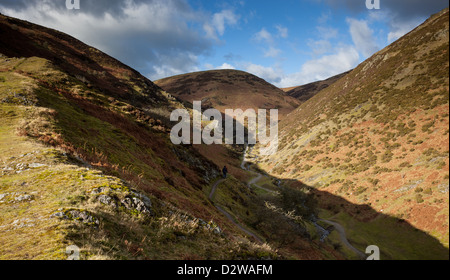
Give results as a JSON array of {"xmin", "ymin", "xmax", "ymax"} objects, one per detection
[
  {"xmin": 255, "ymin": 8, "xmax": 450, "ymax": 259},
  {"xmin": 0, "ymin": 14, "xmax": 343, "ymax": 260},
  {"xmin": 155, "ymin": 69, "xmax": 301, "ymax": 119},
  {"xmin": 0, "ymin": 14, "xmax": 290, "ymax": 260}
]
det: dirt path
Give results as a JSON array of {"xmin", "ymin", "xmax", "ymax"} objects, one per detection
[
  {"xmin": 241, "ymin": 144, "xmax": 366, "ymax": 259},
  {"xmin": 320, "ymin": 219, "xmax": 366, "ymax": 260},
  {"xmin": 209, "ymin": 178, "xmax": 263, "ymax": 243},
  {"xmin": 210, "ymin": 144, "xmax": 365, "ymax": 257},
  {"xmin": 242, "ymin": 144, "xmax": 278, "ymax": 194}
]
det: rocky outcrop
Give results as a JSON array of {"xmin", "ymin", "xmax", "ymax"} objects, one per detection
[{"xmin": 51, "ymin": 185, "xmax": 153, "ymax": 228}]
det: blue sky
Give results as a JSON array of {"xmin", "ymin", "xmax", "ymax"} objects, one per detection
[{"xmin": 1, "ymin": 0, "xmax": 448, "ymax": 87}]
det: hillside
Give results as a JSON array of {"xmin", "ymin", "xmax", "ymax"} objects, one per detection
[
  {"xmin": 255, "ymin": 8, "xmax": 450, "ymax": 259},
  {"xmin": 282, "ymin": 71, "xmax": 351, "ymax": 103},
  {"xmin": 0, "ymin": 14, "xmax": 342, "ymax": 260},
  {"xmin": 155, "ymin": 70, "xmax": 301, "ymax": 119},
  {"xmin": 0, "ymin": 14, "xmax": 269, "ymax": 260}
]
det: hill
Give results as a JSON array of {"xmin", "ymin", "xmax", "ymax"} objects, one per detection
[
  {"xmin": 0, "ymin": 14, "xmax": 340, "ymax": 260},
  {"xmin": 282, "ymin": 71, "xmax": 351, "ymax": 103},
  {"xmin": 155, "ymin": 69, "xmax": 301, "ymax": 119},
  {"xmin": 254, "ymin": 8, "xmax": 450, "ymax": 259},
  {"xmin": 0, "ymin": 14, "xmax": 277, "ymax": 260}
]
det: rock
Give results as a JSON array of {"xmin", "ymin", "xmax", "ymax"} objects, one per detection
[
  {"xmin": 213, "ymin": 227, "xmax": 222, "ymax": 235},
  {"xmin": 29, "ymin": 163, "xmax": 46, "ymax": 168},
  {"xmin": 91, "ymin": 187, "xmax": 106, "ymax": 195},
  {"xmin": 98, "ymin": 194, "xmax": 115, "ymax": 207},
  {"xmin": 132, "ymin": 197, "xmax": 151, "ymax": 214},
  {"xmin": 131, "ymin": 191, "xmax": 152, "ymax": 209},
  {"xmin": 51, "ymin": 212, "xmax": 69, "ymax": 219},
  {"xmin": 121, "ymin": 196, "xmax": 152, "ymax": 215},
  {"xmin": 11, "ymin": 218, "xmax": 36, "ymax": 229},
  {"xmin": 15, "ymin": 194, "xmax": 34, "ymax": 202},
  {"xmin": 52, "ymin": 209, "xmax": 99, "ymax": 226},
  {"xmin": 438, "ymin": 183, "xmax": 449, "ymax": 194},
  {"xmin": 68, "ymin": 210, "xmax": 99, "ymax": 226}
]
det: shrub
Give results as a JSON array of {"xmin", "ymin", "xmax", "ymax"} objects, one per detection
[
  {"xmin": 382, "ymin": 150, "xmax": 394, "ymax": 163},
  {"xmin": 399, "ymin": 162, "xmax": 412, "ymax": 168},
  {"xmin": 368, "ymin": 178, "xmax": 380, "ymax": 186},
  {"xmin": 355, "ymin": 186, "xmax": 368, "ymax": 196},
  {"xmin": 421, "ymin": 121, "xmax": 435, "ymax": 133},
  {"xmin": 423, "ymin": 188, "xmax": 433, "ymax": 195},
  {"xmin": 415, "ymin": 187, "xmax": 424, "ymax": 193},
  {"xmin": 423, "ymin": 148, "xmax": 440, "ymax": 157},
  {"xmin": 415, "ymin": 194, "xmax": 424, "ymax": 203}
]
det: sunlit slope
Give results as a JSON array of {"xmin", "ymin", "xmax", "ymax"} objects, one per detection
[
  {"xmin": 155, "ymin": 69, "xmax": 301, "ymax": 119},
  {"xmin": 259, "ymin": 8, "xmax": 449, "ymax": 250}
]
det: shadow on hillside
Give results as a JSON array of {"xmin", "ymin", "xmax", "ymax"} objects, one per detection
[
  {"xmin": 240, "ymin": 156, "xmax": 449, "ymax": 260},
  {"xmin": 0, "ymin": 15, "xmax": 168, "ymax": 107}
]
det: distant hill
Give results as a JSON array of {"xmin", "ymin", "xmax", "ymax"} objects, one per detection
[
  {"xmin": 256, "ymin": 8, "xmax": 449, "ymax": 258},
  {"xmin": 282, "ymin": 71, "xmax": 351, "ymax": 103},
  {"xmin": 155, "ymin": 69, "xmax": 301, "ymax": 119}
]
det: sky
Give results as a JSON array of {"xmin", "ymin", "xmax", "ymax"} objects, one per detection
[{"xmin": 0, "ymin": 0, "xmax": 448, "ymax": 88}]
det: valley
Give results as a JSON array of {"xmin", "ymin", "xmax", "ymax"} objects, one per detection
[{"xmin": 0, "ymin": 6, "xmax": 449, "ymax": 261}]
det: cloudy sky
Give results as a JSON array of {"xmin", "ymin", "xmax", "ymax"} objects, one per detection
[{"xmin": 0, "ymin": 0, "xmax": 448, "ymax": 87}]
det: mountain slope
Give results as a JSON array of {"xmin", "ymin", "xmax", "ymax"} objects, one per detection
[
  {"xmin": 256, "ymin": 8, "xmax": 449, "ymax": 258},
  {"xmin": 0, "ymin": 14, "xmax": 345, "ymax": 261},
  {"xmin": 0, "ymin": 14, "xmax": 287, "ymax": 260},
  {"xmin": 282, "ymin": 71, "xmax": 351, "ymax": 103},
  {"xmin": 155, "ymin": 69, "xmax": 301, "ymax": 119}
]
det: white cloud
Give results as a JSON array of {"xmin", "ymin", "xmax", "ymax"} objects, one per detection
[
  {"xmin": 347, "ymin": 18, "xmax": 380, "ymax": 57},
  {"xmin": 204, "ymin": 9, "xmax": 239, "ymax": 40},
  {"xmin": 276, "ymin": 25, "xmax": 288, "ymax": 38},
  {"xmin": 307, "ymin": 39, "xmax": 333, "ymax": 56},
  {"xmin": 264, "ymin": 47, "xmax": 282, "ymax": 58},
  {"xmin": 216, "ymin": 63, "xmax": 236, "ymax": 70},
  {"xmin": 240, "ymin": 43, "xmax": 360, "ymax": 88},
  {"xmin": 277, "ymin": 46, "xmax": 360, "ymax": 88},
  {"xmin": 243, "ymin": 63, "xmax": 282, "ymax": 84},
  {"xmin": 387, "ymin": 17, "xmax": 425, "ymax": 43},
  {"xmin": 316, "ymin": 26, "xmax": 339, "ymax": 40},
  {"xmin": 0, "ymin": 0, "xmax": 241, "ymax": 80},
  {"xmin": 254, "ymin": 28, "xmax": 273, "ymax": 44},
  {"xmin": 213, "ymin": 10, "xmax": 239, "ymax": 36},
  {"xmin": 253, "ymin": 28, "xmax": 283, "ymax": 58}
]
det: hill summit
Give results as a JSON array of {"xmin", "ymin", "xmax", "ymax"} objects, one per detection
[{"xmin": 155, "ymin": 69, "xmax": 301, "ymax": 119}]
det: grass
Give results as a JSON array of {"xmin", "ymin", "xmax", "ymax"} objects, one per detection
[
  {"xmin": 0, "ymin": 105, "xmax": 88, "ymax": 259},
  {"xmin": 319, "ymin": 209, "xmax": 449, "ymax": 260},
  {"xmin": 0, "ymin": 104, "xmax": 280, "ymax": 260},
  {"xmin": 0, "ymin": 54, "xmax": 283, "ymax": 260}
]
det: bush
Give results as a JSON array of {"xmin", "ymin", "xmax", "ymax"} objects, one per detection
[
  {"xmin": 399, "ymin": 162, "xmax": 412, "ymax": 168},
  {"xmin": 423, "ymin": 188, "xmax": 433, "ymax": 195},
  {"xmin": 421, "ymin": 121, "xmax": 435, "ymax": 133},
  {"xmin": 382, "ymin": 150, "xmax": 394, "ymax": 163},
  {"xmin": 355, "ymin": 186, "xmax": 368, "ymax": 196},
  {"xmin": 415, "ymin": 194, "xmax": 424, "ymax": 203}
]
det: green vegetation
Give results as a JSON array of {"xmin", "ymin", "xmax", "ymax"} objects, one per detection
[
  {"xmin": 319, "ymin": 210, "xmax": 449, "ymax": 260},
  {"xmin": 259, "ymin": 8, "xmax": 450, "ymax": 258}
]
